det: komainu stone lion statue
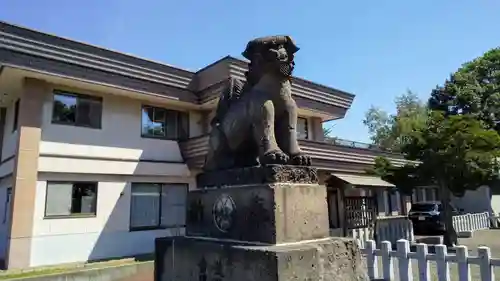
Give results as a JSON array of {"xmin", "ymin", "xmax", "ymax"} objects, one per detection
[{"xmin": 203, "ymin": 35, "xmax": 312, "ymax": 171}]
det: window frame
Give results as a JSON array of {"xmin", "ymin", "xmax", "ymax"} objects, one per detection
[
  {"xmin": 129, "ymin": 182, "xmax": 188, "ymax": 232},
  {"xmin": 297, "ymin": 117, "xmax": 309, "ymax": 140},
  {"xmin": 12, "ymin": 99, "xmax": 20, "ymax": 133},
  {"xmin": 140, "ymin": 105, "xmax": 189, "ymax": 140},
  {"xmin": 44, "ymin": 181, "xmax": 99, "ymax": 219},
  {"xmin": 51, "ymin": 90, "xmax": 103, "ymax": 129}
]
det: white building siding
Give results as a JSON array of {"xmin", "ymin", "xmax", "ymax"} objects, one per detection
[
  {"xmin": 490, "ymin": 195, "xmax": 500, "ymax": 215},
  {"xmin": 30, "ymin": 174, "xmax": 189, "ymax": 267},
  {"xmin": 39, "ymin": 90, "xmax": 191, "ymax": 164}
]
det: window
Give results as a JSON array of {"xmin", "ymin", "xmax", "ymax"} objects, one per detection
[
  {"xmin": 12, "ymin": 99, "xmax": 19, "ymax": 132},
  {"xmin": 3, "ymin": 188, "xmax": 11, "ymax": 224},
  {"xmin": 141, "ymin": 106, "xmax": 189, "ymax": 140},
  {"xmin": 376, "ymin": 190, "xmax": 387, "ymax": 215},
  {"xmin": 327, "ymin": 190, "xmax": 340, "ymax": 228},
  {"xmin": 424, "ymin": 188, "xmax": 435, "ymax": 201},
  {"xmin": 415, "ymin": 188, "xmax": 424, "ymax": 202},
  {"xmin": 297, "ymin": 117, "xmax": 308, "ymax": 140},
  {"xmin": 45, "ymin": 182, "xmax": 98, "ymax": 218},
  {"xmin": 129, "ymin": 183, "xmax": 187, "ymax": 230},
  {"xmin": 389, "ymin": 190, "xmax": 400, "ymax": 214},
  {"xmin": 51, "ymin": 90, "xmax": 102, "ymax": 129}
]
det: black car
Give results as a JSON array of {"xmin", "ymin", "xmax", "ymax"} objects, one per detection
[{"xmin": 408, "ymin": 202, "xmax": 459, "ymax": 235}]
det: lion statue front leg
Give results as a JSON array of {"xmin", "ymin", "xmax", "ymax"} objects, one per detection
[
  {"xmin": 276, "ymin": 97, "xmax": 312, "ymax": 166},
  {"xmin": 251, "ymin": 99, "xmax": 289, "ymax": 165}
]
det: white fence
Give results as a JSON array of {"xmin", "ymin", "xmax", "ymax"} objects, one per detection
[
  {"xmin": 348, "ymin": 216, "xmax": 415, "ymax": 249},
  {"xmin": 363, "ymin": 239, "xmax": 499, "ymax": 281},
  {"xmin": 453, "ymin": 212, "xmax": 490, "ymax": 233},
  {"xmin": 376, "ymin": 216, "xmax": 414, "ymax": 245}
]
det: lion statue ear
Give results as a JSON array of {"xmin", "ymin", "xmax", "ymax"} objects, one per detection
[
  {"xmin": 284, "ymin": 36, "xmax": 300, "ymax": 55},
  {"xmin": 242, "ymin": 35, "xmax": 300, "ymax": 60}
]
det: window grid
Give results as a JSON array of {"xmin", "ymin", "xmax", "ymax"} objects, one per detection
[
  {"xmin": 51, "ymin": 90, "xmax": 103, "ymax": 129},
  {"xmin": 44, "ymin": 182, "xmax": 98, "ymax": 218},
  {"xmin": 141, "ymin": 106, "xmax": 189, "ymax": 140},
  {"xmin": 129, "ymin": 183, "xmax": 188, "ymax": 231}
]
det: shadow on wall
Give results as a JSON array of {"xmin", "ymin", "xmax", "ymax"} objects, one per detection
[
  {"xmin": 88, "ymin": 179, "xmax": 172, "ymax": 263},
  {"xmin": 31, "ymin": 165, "xmax": 187, "ymax": 267}
]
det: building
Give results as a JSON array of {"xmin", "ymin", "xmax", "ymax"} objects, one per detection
[{"xmin": 0, "ymin": 21, "xmax": 411, "ymax": 269}]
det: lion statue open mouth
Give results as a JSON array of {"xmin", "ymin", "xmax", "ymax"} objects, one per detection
[{"xmin": 203, "ymin": 35, "xmax": 312, "ymax": 172}]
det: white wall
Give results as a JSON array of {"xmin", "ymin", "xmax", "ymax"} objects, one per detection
[
  {"xmin": 189, "ymin": 111, "xmax": 204, "ymax": 137},
  {"xmin": 41, "ymin": 92, "xmax": 185, "ymax": 162},
  {"xmin": 491, "ymin": 195, "xmax": 500, "ymax": 215},
  {"xmin": 38, "ymin": 90, "xmax": 196, "ymax": 177},
  {"xmin": 452, "ymin": 185, "xmax": 492, "ymax": 214},
  {"xmin": 30, "ymin": 173, "xmax": 189, "ymax": 267}
]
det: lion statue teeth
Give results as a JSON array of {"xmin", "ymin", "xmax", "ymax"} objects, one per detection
[{"xmin": 203, "ymin": 36, "xmax": 312, "ymax": 172}]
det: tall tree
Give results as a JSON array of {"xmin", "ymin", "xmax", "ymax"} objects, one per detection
[
  {"xmin": 429, "ymin": 47, "xmax": 500, "ymax": 132},
  {"xmin": 363, "ymin": 90, "xmax": 427, "ymax": 151},
  {"xmin": 371, "ymin": 48, "xmax": 500, "ymax": 245},
  {"xmin": 323, "ymin": 124, "xmax": 335, "ymax": 138},
  {"xmin": 373, "ymin": 112, "xmax": 500, "ymax": 246}
]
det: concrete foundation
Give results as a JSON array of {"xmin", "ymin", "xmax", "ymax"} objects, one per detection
[
  {"xmin": 155, "ymin": 166, "xmax": 369, "ymax": 280},
  {"xmin": 155, "ymin": 236, "xmax": 368, "ymax": 281}
]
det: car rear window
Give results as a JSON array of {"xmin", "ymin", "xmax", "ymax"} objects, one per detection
[{"xmin": 411, "ymin": 203, "xmax": 437, "ymax": 211}]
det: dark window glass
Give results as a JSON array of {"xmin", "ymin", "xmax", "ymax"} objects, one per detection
[
  {"xmin": 12, "ymin": 99, "xmax": 20, "ymax": 132},
  {"xmin": 3, "ymin": 188, "xmax": 11, "ymax": 224},
  {"xmin": 129, "ymin": 183, "xmax": 187, "ymax": 231},
  {"xmin": 297, "ymin": 117, "xmax": 308, "ymax": 140},
  {"xmin": 45, "ymin": 182, "xmax": 98, "ymax": 217},
  {"xmin": 52, "ymin": 91, "xmax": 102, "ymax": 128},
  {"xmin": 141, "ymin": 106, "xmax": 189, "ymax": 140}
]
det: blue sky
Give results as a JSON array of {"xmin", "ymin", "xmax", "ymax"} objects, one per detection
[{"xmin": 2, "ymin": 0, "xmax": 499, "ymax": 142}]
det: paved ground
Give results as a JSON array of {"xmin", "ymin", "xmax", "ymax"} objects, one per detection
[{"xmin": 458, "ymin": 228, "xmax": 500, "ymax": 257}]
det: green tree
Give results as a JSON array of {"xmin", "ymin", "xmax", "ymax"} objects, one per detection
[
  {"xmin": 323, "ymin": 124, "xmax": 334, "ymax": 138},
  {"xmin": 370, "ymin": 48, "xmax": 500, "ymax": 246},
  {"xmin": 372, "ymin": 112, "xmax": 500, "ymax": 246},
  {"xmin": 429, "ymin": 48, "xmax": 500, "ymax": 132},
  {"xmin": 363, "ymin": 90, "xmax": 427, "ymax": 151}
]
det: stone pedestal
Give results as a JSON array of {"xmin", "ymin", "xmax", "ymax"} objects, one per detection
[{"xmin": 155, "ymin": 165, "xmax": 368, "ymax": 281}]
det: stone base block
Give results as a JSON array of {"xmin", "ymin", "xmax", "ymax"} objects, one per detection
[
  {"xmin": 187, "ymin": 182, "xmax": 330, "ymax": 244},
  {"xmin": 155, "ymin": 236, "xmax": 369, "ymax": 281}
]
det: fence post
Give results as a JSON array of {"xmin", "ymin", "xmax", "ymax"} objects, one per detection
[
  {"xmin": 478, "ymin": 246, "xmax": 494, "ymax": 281},
  {"xmin": 416, "ymin": 243, "xmax": 430, "ymax": 281},
  {"xmin": 435, "ymin": 244, "xmax": 450, "ymax": 281},
  {"xmin": 381, "ymin": 241, "xmax": 393, "ymax": 281},
  {"xmin": 365, "ymin": 240, "xmax": 377, "ymax": 280},
  {"xmin": 396, "ymin": 239, "xmax": 412, "ymax": 281},
  {"xmin": 455, "ymin": 245, "xmax": 471, "ymax": 281},
  {"xmin": 483, "ymin": 212, "xmax": 489, "ymax": 229},
  {"xmin": 467, "ymin": 214, "xmax": 472, "ymax": 231}
]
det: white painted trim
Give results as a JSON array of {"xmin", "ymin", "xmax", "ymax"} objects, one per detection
[{"xmin": 37, "ymin": 156, "xmax": 191, "ymax": 177}]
